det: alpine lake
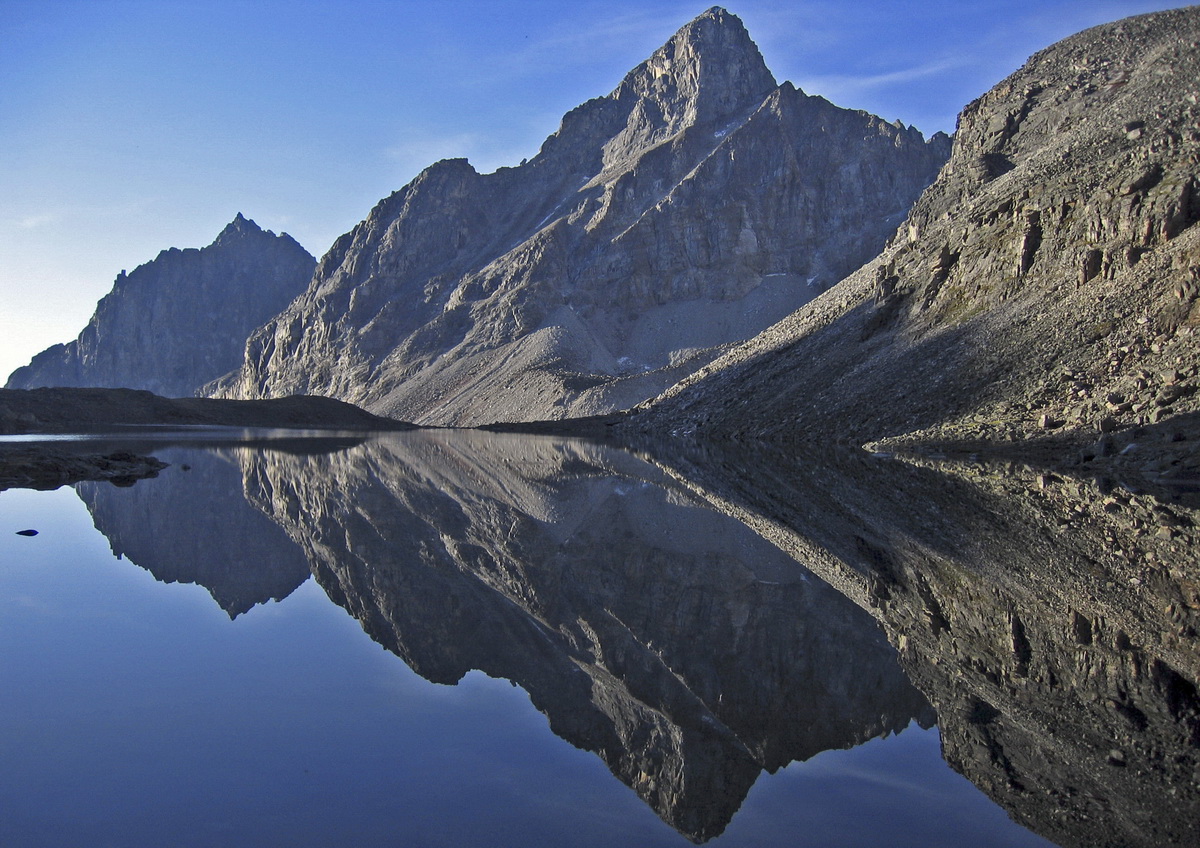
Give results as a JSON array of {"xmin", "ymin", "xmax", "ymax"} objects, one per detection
[{"xmin": 2, "ymin": 428, "xmax": 1196, "ymax": 847}]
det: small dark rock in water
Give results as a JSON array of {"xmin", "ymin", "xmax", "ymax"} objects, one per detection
[{"xmin": 16, "ymin": 529, "xmax": 38, "ymax": 536}]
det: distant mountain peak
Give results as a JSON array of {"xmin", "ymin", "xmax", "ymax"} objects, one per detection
[
  {"xmin": 214, "ymin": 212, "xmax": 263, "ymax": 245},
  {"xmin": 7, "ymin": 214, "xmax": 315, "ymax": 396}
]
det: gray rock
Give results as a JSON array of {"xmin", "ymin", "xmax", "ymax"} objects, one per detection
[
  {"xmin": 214, "ymin": 8, "xmax": 949, "ymax": 426},
  {"xmin": 6, "ymin": 214, "xmax": 315, "ymax": 397},
  {"xmin": 626, "ymin": 7, "xmax": 1200, "ymax": 449}
]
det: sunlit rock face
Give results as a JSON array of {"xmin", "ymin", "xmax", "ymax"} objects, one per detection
[
  {"xmin": 644, "ymin": 438, "xmax": 1200, "ymax": 848},
  {"xmin": 634, "ymin": 7, "xmax": 1200, "ymax": 450},
  {"xmin": 7, "ymin": 215, "xmax": 315, "ymax": 397},
  {"xmin": 236, "ymin": 432, "xmax": 933, "ymax": 841},
  {"xmin": 76, "ymin": 445, "xmax": 312, "ymax": 617},
  {"xmin": 215, "ymin": 7, "xmax": 949, "ymax": 426}
]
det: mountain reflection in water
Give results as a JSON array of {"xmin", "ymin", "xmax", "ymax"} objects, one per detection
[
  {"xmin": 24, "ymin": 430, "xmax": 1200, "ymax": 846},
  {"xmin": 76, "ymin": 432, "xmax": 932, "ymax": 842}
]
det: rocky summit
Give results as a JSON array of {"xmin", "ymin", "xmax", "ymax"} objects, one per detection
[
  {"xmin": 7, "ymin": 214, "xmax": 315, "ymax": 397},
  {"xmin": 629, "ymin": 7, "xmax": 1200, "ymax": 469},
  {"xmin": 214, "ymin": 7, "xmax": 949, "ymax": 426}
]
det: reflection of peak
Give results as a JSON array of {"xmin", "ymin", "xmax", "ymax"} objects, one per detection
[
  {"xmin": 238, "ymin": 432, "xmax": 931, "ymax": 841},
  {"xmin": 76, "ymin": 447, "xmax": 311, "ymax": 618}
]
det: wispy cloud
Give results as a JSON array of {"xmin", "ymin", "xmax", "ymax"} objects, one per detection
[
  {"xmin": 796, "ymin": 56, "xmax": 971, "ymax": 100},
  {"xmin": 16, "ymin": 213, "xmax": 56, "ymax": 229},
  {"xmin": 4, "ymin": 199, "xmax": 160, "ymax": 235},
  {"xmin": 459, "ymin": 4, "xmax": 698, "ymax": 89}
]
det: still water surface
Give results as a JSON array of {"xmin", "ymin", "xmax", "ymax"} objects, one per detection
[{"xmin": 2, "ymin": 430, "xmax": 1193, "ymax": 846}]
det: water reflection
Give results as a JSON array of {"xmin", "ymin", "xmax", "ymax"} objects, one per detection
[
  {"xmin": 50, "ymin": 429, "xmax": 1200, "ymax": 846},
  {"xmin": 98, "ymin": 432, "xmax": 929, "ymax": 840},
  {"xmin": 77, "ymin": 446, "xmax": 311, "ymax": 616},
  {"xmin": 639, "ymin": 438, "xmax": 1200, "ymax": 848}
]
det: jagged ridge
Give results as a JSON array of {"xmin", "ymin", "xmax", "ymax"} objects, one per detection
[
  {"xmin": 215, "ymin": 7, "xmax": 949, "ymax": 426},
  {"xmin": 629, "ymin": 6, "xmax": 1200, "ymax": 459},
  {"xmin": 7, "ymin": 214, "xmax": 315, "ymax": 397}
]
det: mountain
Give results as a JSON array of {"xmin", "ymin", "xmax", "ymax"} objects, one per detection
[
  {"xmin": 6, "ymin": 214, "xmax": 315, "ymax": 397},
  {"xmin": 214, "ymin": 7, "xmax": 950, "ymax": 426},
  {"xmin": 627, "ymin": 7, "xmax": 1200, "ymax": 458}
]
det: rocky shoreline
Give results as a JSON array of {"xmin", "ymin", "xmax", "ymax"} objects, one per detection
[{"xmin": 0, "ymin": 447, "xmax": 168, "ymax": 492}]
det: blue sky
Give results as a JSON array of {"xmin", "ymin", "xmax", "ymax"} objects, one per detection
[{"xmin": 0, "ymin": 0, "xmax": 1188, "ymax": 381}]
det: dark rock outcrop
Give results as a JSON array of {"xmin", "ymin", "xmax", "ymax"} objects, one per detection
[
  {"xmin": 629, "ymin": 7, "xmax": 1200, "ymax": 458},
  {"xmin": 0, "ymin": 447, "xmax": 166, "ymax": 491},
  {"xmin": 216, "ymin": 8, "xmax": 948, "ymax": 426},
  {"xmin": 7, "ymin": 214, "xmax": 315, "ymax": 397},
  {"xmin": 0, "ymin": 386, "xmax": 409, "ymax": 433}
]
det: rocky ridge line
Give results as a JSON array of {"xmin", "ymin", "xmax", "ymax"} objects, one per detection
[
  {"xmin": 7, "ymin": 214, "xmax": 315, "ymax": 397},
  {"xmin": 627, "ymin": 6, "xmax": 1200, "ymax": 480},
  {"xmin": 214, "ymin": 7, "xmax": 948, "ymax": 426}
]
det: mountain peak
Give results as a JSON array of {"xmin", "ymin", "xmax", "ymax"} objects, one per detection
[
  {"xmin": 217, "ymin": 6, "xmax": 949, "ymax": 426},
  {"xmin": 613, "ymin": 5, "xmax": 776, "ymax": 129},
  {"xmin": 214, "ymin": 212, "xmax": 263, "ymax": 245},
  {"xmin": 696, "ymin": 6, "xmax": 738, "ymax": 27}
]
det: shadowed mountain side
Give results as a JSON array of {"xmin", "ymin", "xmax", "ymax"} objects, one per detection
[
  {"xmin": 235, "ymin": 431, "xmax": 932, "ymax": 841},
  {"xmin": 628, "ymin": 7, "xmax": 1200, "ymax": 453},
  {"xmin": 76, "ymin": 447, "xmax": 312, "ymax": 617},
  {"xmin": 631, "ymin": 437, "xmax": 1200, "ymax": 848},
  {"xmin": 216, "ymin": 8, "xmax": 948, "ymax": 426}
]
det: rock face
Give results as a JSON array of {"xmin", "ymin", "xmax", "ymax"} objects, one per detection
[
  {"xmin": 216, "ymin": 7, "xmax": 949, "ymax": 426},
  {"xmin": 630, "ymin": 7, "xmax": 1200, "ymax": 452},
  {"xmin": 237, "ymin": 431, "xmax": 932, "ymax": 841},
  {"xmin": 7, "ymin": 214, "xmax": 315, "ymax": 397}
]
